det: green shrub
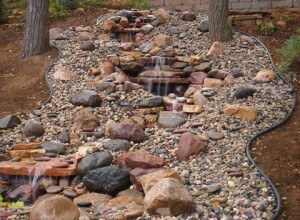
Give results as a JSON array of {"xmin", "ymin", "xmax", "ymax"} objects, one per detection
[
  {"xmin": 0, "ymin": 0, "xmax": 8, "ymax": 24},
  {"xmin": 128, "ymin": 0, "xmax": 148, "ymax": 9},
  {"xmin": 256, "ymin": 20, "xmax": 276, "ymax": 35},
  {"xmin": 81, "ymin": 0, "xmax": 103, "ymax": 6},
  {"xmin": 11, "ymin": 0, "xmax": 28, "ymax": 10}
]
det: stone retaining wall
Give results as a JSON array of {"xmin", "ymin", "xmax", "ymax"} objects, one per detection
[{"xmin": 149, "ymin": 0, "xmax": 300, "ymax": 12}]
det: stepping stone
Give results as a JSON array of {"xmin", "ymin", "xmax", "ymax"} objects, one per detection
[
  {"xmin": 63, "ymin": 189, "xmax": 77, "ymax": 198},
  {"xmin": 46, "ymin": 186, "xmax": 63, "ymax": 194}
]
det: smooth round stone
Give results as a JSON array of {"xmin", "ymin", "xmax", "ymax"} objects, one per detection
[
  {"xmin": 77, "ymin": 202, "xmax": 92, "ymax": 208},
  {"xmin": 46, "ymin": 186, "xmax": 63, "ymax": 194},
  {"xmin": 35, "ymin": 157, "xmax": 51, "ymax": 162},
  {"xmin": 207, "ymin": 130, "xmax": 224, "ymax": 140},
  {"xmin": 44, "ymin": 153, "xmax": 57, "ymax": 158},
  {"xmin": 63, "ymin": 189, "xmax": 77, "ymax": 198},
  {"xmin": 51, "ymin": 161, "xmax": 69, "ymax": 168},
  {"xmin": 168, "ymin": 93, "xmax": 176, "ymax": 99},
  {"xmin": 176, "ymin": 97, "xmax": 186, "ymax": 103}
]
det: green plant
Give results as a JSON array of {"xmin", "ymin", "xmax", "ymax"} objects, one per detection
[
  {"xmin": 0, "ymin": 0, "xmax": 8, "ymax": 24},
  {"xmin": 256, "ymin": 20, "xmax": 276, "ymax": 35},
  {"xmin": 0, "ymin": 194, "xmax": 24, "ymax": 209},
  {"xmin": 81, "ymin": 0, "xmax": 103, "ymax": 6},
  {"xmin": 277, "ymin": 28, "xmax": 300, "ymax": 77},
  {"xmin": 128, "ymin": 0, "xmax": 148, "ymax": 9},
  {"xmin": 11, "ymin": 0, "xmax": 28, "ymax": 10},
  {"xmin": 287, "ymin": 16, "xmax": 298, "ymax": 24}
]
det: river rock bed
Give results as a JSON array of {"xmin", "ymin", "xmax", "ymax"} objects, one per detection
[{"xmin": 0, "ymin": 9, "xmax": 294, "ymax": 220}]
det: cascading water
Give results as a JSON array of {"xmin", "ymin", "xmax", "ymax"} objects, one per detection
[{"xmin": 28, "ymin": 167, "xmax": 46, "ymax": 201}]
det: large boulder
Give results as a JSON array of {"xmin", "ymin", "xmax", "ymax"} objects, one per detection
[
  {"xmin": 223, "ymin": 105, "xmax": 257, "ymax": 121},
  {"xmin": 144, "ymin": 178, "xmax": 195, "ymax": 216},
  {"xmin": 41, "ymin": 141, "xmax": 66, "ymax": 155},
  {"xmin": 82, "ymin": 165, "xmax": 131, "ymax": 195},
  {"xmin": 138, "ymin": 96, "xmax": 164, "ymax": 108},
  {"xmin": 108, "ymin": 123, "xmax": 145, "ymax": 143},
  {"xmin": 0, "ymin": 115, "xmax": 21, "ymax": 129},
  {"xmin": 29, "ymin": 195, "xmax": 80, "ymax": 220},
  {"xmin": 78, "ymin": 151, "xmax": 113, "ymax": 176},
  {"xmin": 73, "ymin": 108, "xmax": 99, "ymax": 132},
  {"xmin": 176, "ymin": 132, "xmax": 206, "ymax": 162},
  {"xmin": 140, "ymin": 169, "xmax": 182, "ymax": 193},
  {"xmin": 114, "ymin": 151, "xmax": 165, "ymax": 169},
  {"xmin": 23, "ymin": 120, "xmax": 45, "ymax": 138},
  {"xmin": 71, "ymin": 90, "xmax": 102, "ymax": 107},
  {"xmin": 103, "ymin": 139, "xmax": 132, "ymax": 152},
  {"xmin": 158, "ymin": 111, "xmax": 187, "ymax": 128}
]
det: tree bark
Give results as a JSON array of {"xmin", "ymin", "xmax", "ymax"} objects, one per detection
[
  {"xmin": 209, "ymin": 0, "xmax": 232, "ymax": 42},
  {"xmin": 21, "ymin": 0, "xmax": 50, "ymax": 58}
]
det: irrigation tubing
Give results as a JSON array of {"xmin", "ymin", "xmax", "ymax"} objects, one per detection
[{"xmin": 38, "ymin": 13, "xmax": 297, "ymax": 220}]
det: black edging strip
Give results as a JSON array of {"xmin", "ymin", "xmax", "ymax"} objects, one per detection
[
  {"xmin": 33, "ymin": 45, "xmax": 62, "ymax": 111},
  {"xmin": 40, "ymin": 13, "xmax": 296, "ymax": 219}
]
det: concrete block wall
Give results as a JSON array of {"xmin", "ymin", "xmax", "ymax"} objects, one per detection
[{"xmin": 149, "ymin": 0, "xmax": 300, "ymax": 12}]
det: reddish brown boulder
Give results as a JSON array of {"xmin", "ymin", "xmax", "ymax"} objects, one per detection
[
  {"xmin": 176, "ymin": 132, "xmax": 206, "ymax": 162},
  {"xmin": 101, "ymin": 20, "xmax": 119, "ymax": 32},
  {"xmin": 120, "ymin": 17, "xmax": 130, "ymax": 28},
  {"xmin": 144, "ymin": 178, "xmax": 195, "ymax": 216},
  {"xmin": 108, "ymin": 123, "xmax": 145, "ymax": 143},
  {"xmin": 189, "ymin": 72, "xmax": 207, "ymax": 85},
  {"xmin": 73, "ymin": 108, "xmax": 99, "ymax": 132},
  {"xmin": 13, "ymin": 142, "xmax": 41, "ymax": 151},
  {"xmin": 130, "ymin": 168, "xmax": 160, "ymax": 191},
  {"xmin": 114, "ymin": 152, "xmax": 165, "ymax": 169},
  {"xmin": 179, "ymin": 12, "xmax": 196, "ymax": 21}
]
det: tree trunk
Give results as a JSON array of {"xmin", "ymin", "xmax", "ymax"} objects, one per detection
[
  {"xmin": 21, "ymin": 0, "xmax": 50, "ymax": 58},
  {"xmin": 209, "ymin": 0, "xmax": 232, "ymax": 42}
]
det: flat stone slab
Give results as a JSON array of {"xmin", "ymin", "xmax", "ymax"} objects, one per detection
[
  {"xmin": 0, "ymin": 159, "xmax": 77, "ymax": 177},
  {"xmin": 130, "ymin": 77, "xmax": 190, "ymax": 84}
]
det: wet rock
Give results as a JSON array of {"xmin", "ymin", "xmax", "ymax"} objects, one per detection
[
  {"xmin": 206, "ymin": 41, "xmax": 225, "ymax": 57},
  {"xmin": 46, "ymin": 186, "xmax": 63, "ymax": 194},
  {"xmin": 8, "ymin": 185, "xmax": 33, "ymax": 203},
  {"xmin": 23, "ymin": 120, "xmax": 45, "ymax": 138},
  {"xmin": 144, "ymin": 178, "xmax": 195, "ymax": 216},
  {"xmin": 38, "ymin": 177, "xmax": 57, "ymax": 191},
  {"xmin": 74, "ymin": 108, "xmax": 100, "ymax": 132},
  {"xmin": 158, "ymin": 111, "xmax": 187, "ymax": 128},
  {"xmin": 71, "ymin": 90, "xmax": 102, "ymax": 107},
  {"xmin": 140, "ymin": 169, "xmax": 182, "ymax": 193},
  {"xmin": 154, "ymin": 34, "xmax": 172, "ymax": 47},
  {"xmin": 120, "ymin": 62, "xmax": 143, "ymax": 76},
  {"xmin": 78, "ymin": 151, "xmax": 113, "ymax": 176},
  {"xmin": 176, "ymin": 132, "xmax": 206, "ymax": 162},
  {"xmin": 0, "ymin": 115, "xmax": 21, "ymax": 129},
  {"xmin": 49, "ymin": 28, "xmax": 66, "ymax": 40},
  {"xmin": 254, "ymin": 69, "xmax": 276, "ymax": 82},
  {"xmin": 83, "ymin": 165, "xmax": 131, "ymax": 195},
  {"xmin": 80, "ymin": 41, "xmax": 95, "ymax": 51},
  {"xmin": 138, "ymin": 96, "xmax": 164, "ymax": 108},
  {"xmin": 41, "ymin": 141, "xmax": 65, "ymax": 155},
  {"xmin": 114, "ymin": 151, "xmax": 165, "ymax": 169},
  {"xmin": 74, "ymin": 193, "xmax": 112, "ymax": 207},
  {"xmin": 30, "ymin": 195, "xmax": 80, "ymax": 220},
  {"xmin": 234, "ymin": 86, "xmax": 257, "ymax": 99},
  {"xmin": 223, "ymin": 105, "xmax": 257, "ymax": 121},
  {"xmin": 198, "ymin": 19, "xmax": 209, "ymax": 32},
  {"xmin": 108, "ymin": 123, "xmax": 145, "ymax": 143},
  {"xmin": 103, "ymin": 139, "xmax": 131, "ymax": 152},
  {"xmin": 58, "ymin": 132, "xmax": 70, "ymax": 144},
  {"xmin": 179, "ymin": 12, "xmax": 196, "ymax": 21}
]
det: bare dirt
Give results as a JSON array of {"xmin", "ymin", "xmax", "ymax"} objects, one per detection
[{"xmin": 237, "ymin": 9, "xmax": 300, "ymax": 220}]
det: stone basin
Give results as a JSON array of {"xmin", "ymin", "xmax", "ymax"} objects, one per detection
[{"xmin": 0, "ymin": 159, "xmax": 78, "ymax": 177}]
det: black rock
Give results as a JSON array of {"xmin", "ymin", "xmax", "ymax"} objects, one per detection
[
  {"xmin": 116, "ymin": 9, "xmax": 134, "ymax": 19},
  {"xmin": 234, "ymin": 86, "xmax": 257, "ymax": 99},
  {"xmin": 103, "ymin": 139, "xmax": 132, "ymax": 152},
  {"xmin": 77, "ymin": 202, "xmax": 92, "ymax": 207},
  {"xmin": 58, "ymin": 132, "xmax": 70, "ymax": 143},
  {"xmin": 0, "ymin": 115, "xmax": 21, "ymax": 129},
  {"xmin": 119, "ymin": 62, "xmax": 143, "ymax": 76},
  {"xmin": 80, "ymin": 41, "xmax": 95, "ymax": 51},
  {"xmin": 41, "ymin": 141, "xmax": 66, "ymax": 155},
  {"xmin": 71, "ymin": 90, "xmax": 102, "ymax": 107},
  {"xmin": 151, "ymin": 18, "xmax": 162, "ymax": 27},
  {"xmin": 83, "ymin": 165, "xmax": 131, "ymax": 195},
  {"xmin": 138, "ymin": 96, "xmax": 164, "ymax": 108},
  {"xmin": 231, "ymin": 69, "xmax": 244, "ymax": 78},
  {"xmin": 23, "ymin": 120, "xmax": 45, "ymax": 138},
  {"xmin": 97, "ymin": 82, "xmax": 115, "ymax": 92},
  {"xmin": 183, "ymin": 66, "xmax": 195, "ymax": 75},
  {"xmin": 78, "ymin": 151, "xmax": 113, "ymax": 176}
]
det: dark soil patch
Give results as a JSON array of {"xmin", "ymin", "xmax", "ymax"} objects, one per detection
[
  {"xmin": 0, "ymin": 7, "xmax": 107, "ymax": 118},
  {"xmin": 239, "ymin": 9, "xmax": 300, "ymax": 220}
]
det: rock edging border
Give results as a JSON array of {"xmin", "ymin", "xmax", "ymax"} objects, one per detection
[{"xmin": 38, "ymin": 12, "xmax": 297, "ymax": 220}]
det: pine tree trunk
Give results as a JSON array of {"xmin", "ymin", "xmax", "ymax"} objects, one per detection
[
  {"xmin": 21, "ymin": 0, "xmax": 50, "ymax": 58},
  {"xmin": 209, "ymin": 0, "xmax": 232, "ymax": 42}
]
